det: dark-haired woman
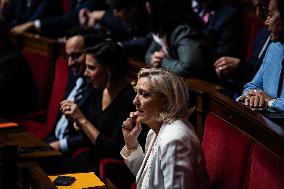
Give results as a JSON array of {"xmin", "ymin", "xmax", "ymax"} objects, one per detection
[{"xmin": 57, "ymin": 41, "xmax": 136, "ymax": 172}]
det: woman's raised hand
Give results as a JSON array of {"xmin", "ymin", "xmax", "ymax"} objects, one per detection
[{"xmin": 122, "ymin": 111, "xmax": 142, "ymax": 150}]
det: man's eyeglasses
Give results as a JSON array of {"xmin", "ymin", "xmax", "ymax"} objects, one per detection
[{"xmin": 65, "ymin": 52, "xmax": 83, "ymax": 61}]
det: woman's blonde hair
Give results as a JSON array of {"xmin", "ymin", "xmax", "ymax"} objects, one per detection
[{"xmin": 138, "ymin": 68, "xmax": 189, "ymax": 124}]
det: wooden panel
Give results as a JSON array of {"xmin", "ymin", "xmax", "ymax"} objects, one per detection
[{"xmin": 185, "ymin": 78, "xmax": 284, "ymax": 160}]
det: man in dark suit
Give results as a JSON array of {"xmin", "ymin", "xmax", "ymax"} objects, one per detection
[
  {"xmin": 0, "ymin": 16, "xmax": 37, "ymax": 118},
  {"xmin": 2, "ymin": 0, "xmax": 62, "ymax": 29},
  {"xmin": 192, "ymin": 0, "xmax": 241, "ymax": 59},
  {"xmin": 79, "ymin": 0, "xmax": 152, "ymax": 56},
  {"xmin": 46, "ymin": 27, "xmax": 103, "ymax": 154},
  {"xmin": 10, "ymin": 0, "xmax": 108, "ymax": 37}
]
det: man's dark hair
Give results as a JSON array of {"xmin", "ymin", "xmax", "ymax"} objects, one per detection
[
  {"xmin": 66, "ymin": 26, "xmax": 108, "ymax": 49},
  {"xmin": 65, "ymin": 26, "xmax": 92, "ymax": 40}
]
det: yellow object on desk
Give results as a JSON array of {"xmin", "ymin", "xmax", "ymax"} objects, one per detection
[{"xmin": 49, "ymin": 172, "xmax": 106, "ymax": 188}]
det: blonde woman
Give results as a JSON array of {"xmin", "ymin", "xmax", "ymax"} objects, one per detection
[{"xmin": 121, "ymin": 68, "xmax": 208, "ymax": 189}]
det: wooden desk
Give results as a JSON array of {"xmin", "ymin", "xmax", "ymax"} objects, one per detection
[
  {"xmin": 186, "ymin": 78, "xmax": 284, "ymax": 159},
  {"xmin": 0, "ymin": 129, "xmax": 61, "ymax": 162}
]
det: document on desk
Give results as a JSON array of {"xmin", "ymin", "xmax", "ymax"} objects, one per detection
[{"xmin": 49, "ymin": 172, "xmax": 105, "ymax": 188}]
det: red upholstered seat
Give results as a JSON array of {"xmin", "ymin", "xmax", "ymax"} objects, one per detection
[
  {"xmin": 19, "ymin": 56, "xmax": 68, "ymax": 138},
  {"xmin": 239, "ymin": 5, "xmax": 264, "ymax": 62},
  {"xmin": 22, "ymin": 49, "xmax": 54, "ymax": 110},
  {"xmin": 202, "ymin": 114, "xmax": 252, "ymax": 189},
  {"xmin": 99, "ymin": 158, "xmax": 135, "ymax": 189},
  {"xmin": 245, "ymin": 18, "xmax": 264, "ymax": 61},
  {"xmin": 245, "ymin": 143, "xmax": 284, "ymax": 189}
]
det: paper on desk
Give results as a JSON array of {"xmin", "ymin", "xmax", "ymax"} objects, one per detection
[{"xmin": 49, "ymin": 172, "xmax": 105, "ymax": 188}]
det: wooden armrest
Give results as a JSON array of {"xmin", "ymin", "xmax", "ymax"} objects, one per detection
[{"xmin": 18, "ymin": 162, "xmax": 57, "ymax": 189}]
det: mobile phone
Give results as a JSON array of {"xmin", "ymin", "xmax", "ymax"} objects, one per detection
[{"xmin": 53, "ymin": 175, "xmax": 75, "ymax": 186}]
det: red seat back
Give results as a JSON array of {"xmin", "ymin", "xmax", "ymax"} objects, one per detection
[
  {"xmin": 245, "ymin": 143, "xmax": 284, "ymax": 189},
  {"xmin": 239, "ymin": 4, "xmax": 264, "ymax": 61},
  {"xmin": 22, "ymin": 49, "xmax": 54, "ymax": 110},
  {"xmin": 202, "ymin": 114, "xmax": 252, "ymax": 189},
  {"xmin": 20, "ymin": 56, "xmax": 68, "ymax": 138},
  {"xmin": 99, "ymin": 158, "xmax": 135, "ymax": 189},
  {"xmin": 44, "ymin": 56, "xmax": 68, "ymax": 136}
]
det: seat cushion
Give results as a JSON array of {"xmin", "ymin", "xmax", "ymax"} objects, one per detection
[{"xmin": 246, "ymin": 143, "xmax": 284, "ymax": 189}]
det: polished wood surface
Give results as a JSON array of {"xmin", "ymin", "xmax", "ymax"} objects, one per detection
[
  {"xmin": 18, "ymin": 162, "xmax": 57, "ymax": 189},
  {"xmin": 0, "ymin": 130, "xmax": 61, "ymax": 161}
]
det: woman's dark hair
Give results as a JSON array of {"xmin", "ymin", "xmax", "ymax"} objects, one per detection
[
  {"xmin": 84, "ymin": 41, "xmax": 129, "ymax": 80},
  {"xmin": 147, "ymin": 0, "xmax": 202, "ymax": 36}
]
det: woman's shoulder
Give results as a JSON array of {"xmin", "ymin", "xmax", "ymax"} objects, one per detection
[
  {"xmin": 264, "ymin": 42, "xmax": 284, "ymax": 64},
  {"xmin": 159, "ymin": 119, "xmax": 199, "ymax": 146}
]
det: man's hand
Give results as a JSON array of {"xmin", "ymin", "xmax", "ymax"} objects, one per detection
[
  {"xmin": 79, "ymin": 8, "xmax": 90, "ymax": 26},
  {"xmin": 150, "ymin": 50, "xmax": 166, "ymax": 68},
  {"xmin": 49, "ymin": 141, "xmax": 61, "ymax": 151},
  {"xmin": 11, "ymin": 22, "xmax": 35, "ymax": 34},
  {"xmin": 214, "ymin": 56, "xmax": 240, "ymax": 79}
]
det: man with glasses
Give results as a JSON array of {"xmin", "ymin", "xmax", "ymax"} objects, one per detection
[{"xmin": 46, "ymin": 27, "xmax": 102, "ymax": 156}]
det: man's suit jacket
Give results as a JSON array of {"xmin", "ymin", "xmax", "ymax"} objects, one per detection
[
  {"xmin": 145, "ymin": 25, "xmax": 209, "ymax": 77},
  {"xmin": 202, "ymin": 2, "xmax": 241, "ymax": 58},
  {"xmin": 63, "ymin": 72, "xmax": 94, "ymax": 107},
  {"xmin": 2, "ymin": 0, "xmax": 62, "ymax": 28},
  {"xmin": 233, "ymin": 27, "xmax": 270, "ymax": 86},
  {"xmin": 49, "ymin": 73, "xmax": 94, "ymax": 153},
  {"xmin": 98, "ymin": 7, "xmax": 152, "ymax": 56},
  {"xmin": 40, "ymin": 0, "xmax": 108, "ymax": 37}
]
